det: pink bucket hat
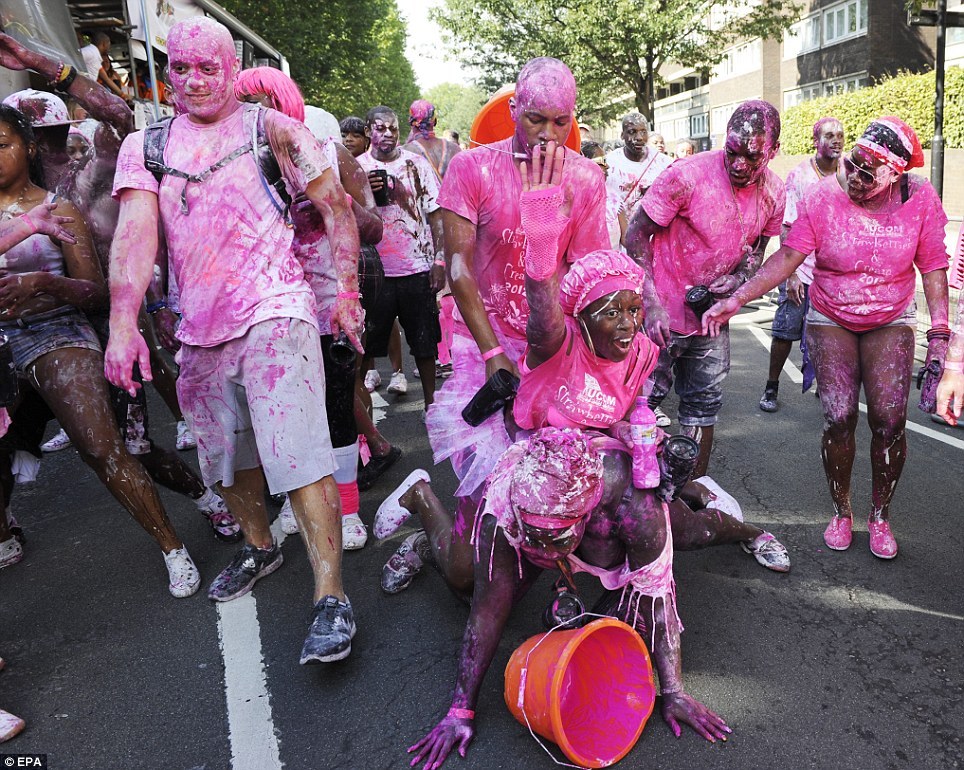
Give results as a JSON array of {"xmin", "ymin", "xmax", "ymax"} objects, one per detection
[{"xmin": 560, "ymin": 249, "xmax": 645, "ymax": 316}]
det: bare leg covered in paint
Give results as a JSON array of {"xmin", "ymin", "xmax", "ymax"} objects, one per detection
[{"xmin": 289, "ymin": 475, "xmax": 345, "ymax": 602}]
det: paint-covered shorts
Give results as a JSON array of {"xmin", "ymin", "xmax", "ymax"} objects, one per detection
[
  {"xmin": 0, "ymin": 305, "xmax": 102, "ymax": 373},
  {"xmin": 647, "ymin": 327, "xmax": 730, "ymax": 428},
  {"xmin": 176, "ymin": 318, "xmax": 336, "ymax": 495},
  {"xmin": 771, "ymin": 282, "xmax": 810, "ymax": 341},
  {"xmin": 806, "ymin": 300, "xmax": 917, "ymax": 331},
  {"xmin": 367, "ymin": 272, "xmax": 441, "ymax": 359}
]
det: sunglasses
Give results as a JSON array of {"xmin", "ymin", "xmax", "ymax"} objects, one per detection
[{"xmin": 842, "ymin": 153, "xmax": 877, "ymax": 184}]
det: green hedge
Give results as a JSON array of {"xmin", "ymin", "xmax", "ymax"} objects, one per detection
[{"xmin": 781, "ymin": 67, "xmax": 964, "ymax": 154}]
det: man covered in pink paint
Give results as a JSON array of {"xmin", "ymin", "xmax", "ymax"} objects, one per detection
[
  {"xmin": 400, "ymin": 57, "xmax": 609, "ymax": 589},
  {"xmin": 625, "ymin": 100, "xmax": 786, "ymax": 477},
  {"xmin": 404, "ymin": 99, "xmax": 461, "ymax": 180},
  {"xmin": 758, "ymin": 117, "xmax": 844, "ymax": 412},
  {"xmin": 106, "ymin": 17, "xmax": 362, "ymax": 663}
]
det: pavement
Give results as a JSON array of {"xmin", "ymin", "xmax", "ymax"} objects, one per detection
[{"xmin": 1, "ymin": 317, "xmax": 962, "ymax": 770}]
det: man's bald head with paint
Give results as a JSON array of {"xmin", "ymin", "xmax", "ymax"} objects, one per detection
[
  {"xmin": 509, "ymin": 57, "xmax": 576, "ymax": 157},
  {"xmin": 167, "ymin": 17, "xmax": 240, "ymax": 124}
]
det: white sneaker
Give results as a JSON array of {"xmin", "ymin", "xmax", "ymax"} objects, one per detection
[
  {"xmin": 342, "ymin": 512, "xmax": 368, "ymax": 550},
  {"xmin": 387, "ymin": 371, "xmax": 408, "ymax": 394},
  {"xmin": 175, "ymin": 421, "xmax": 197, "ymax": 450},
  {"xmin": 0, "ymin": 708, "xmax": 25, "ymax": 743},
  {"xmin": 279, "ymin": 496, "xmax": 299, "ymax": 535},
  {"xmin": 374, "ymin": 469, "xmax": 431, "ymax": 539},
  {"xmin": 695, "ymin": 476, "xmax": 743, "ymax": 522},
  {"xmin": 0, "ymin": 537, "xmax": 23, "ymax": 570},
  {"xmin": 163, "ymin": 547, "xmax": 201, "ymax": 598},
  {"xmin": 364, "ymin": 369, "xmax": 382, "ymax": 392},
  {"xmin": 41, "ymin": 429, "xmax": 71, "ymax": 453},
  {"xmin": 653, "ymin": 407, "xmax": 671, "ymax": 428}
]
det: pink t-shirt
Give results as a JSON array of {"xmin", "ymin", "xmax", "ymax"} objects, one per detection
[
  {"xmin": 438, "ymin": 138, "xmax": 609, "ymax": 339},
  {"xmin": 113, "ymin": 104, "xmax": 327, "ymax": 347},
  {"xmin": 785, "ymin": 174, "xmax": 949, "ymax": 333},
  {"xmin": 783, "ymin": 158, "xmax": 825, "ymax": 284},
  {"xmin": 513, "ymin": 319, "xmax": 660, "ymax": 430},
  {"xmin": 357, "ymin": 148, "xmax": 440, "ymax": 277},
  {"xmin": 642, "ymin": 150, "xmax": 785, "ymax": 335}
]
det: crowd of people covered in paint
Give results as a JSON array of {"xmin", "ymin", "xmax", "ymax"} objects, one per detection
[{"xmin": 0, "ymin": 16, "xmax": 961, "ymax": 765}]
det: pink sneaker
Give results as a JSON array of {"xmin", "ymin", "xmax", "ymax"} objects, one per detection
[
  {"xmin": 823, "ymin": 515, "xmax": 852, "ymax": 551},
  {"xmin": 868, "ymin": 518, "xmax": 898, "ymax": 559}
]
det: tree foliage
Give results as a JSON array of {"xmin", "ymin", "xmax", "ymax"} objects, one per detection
[
  {"xmin": 432, "ymin": 0, "xmax": 801, "ymax": 122},
  {"xmin": 781, "ymin": 67, "xmax": 964, "ymax": 154},
  {"xmin": 216, "ymin": 0, "xmax": 420, "ymax": 120},
  {"xmin": 420, "ymin": 82, "xmax": 487, "ymax": 138}
]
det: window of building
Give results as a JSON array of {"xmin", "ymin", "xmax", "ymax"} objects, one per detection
[
  {"xmin": 784, "ymin": 15, "xmax": 821, "ymax": 58},
  {"xmin": 713, "ymin": 39, "xmax": 762, "ymax": 80},
  {"xmin": 690, "ymin": 113, "xmax": 709, "ymax": 138},
  {"xmin": 783, "ymin": 72, "xmax": 868, "ymax": 109},
  {"xmin": 823, "ymin": 0, "xmax": 868, "ymax": 46}
]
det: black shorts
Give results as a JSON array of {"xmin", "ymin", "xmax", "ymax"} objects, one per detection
[
  {"xmin": 367, "ymin": 272, "xmax": 440, "ymax": 360},
  {"xmin": 319, "ymin": 334, "xmax": 357, "ymax": 448}
]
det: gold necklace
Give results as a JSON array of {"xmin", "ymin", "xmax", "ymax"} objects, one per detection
[{"xmin": 728, "ymin": 177, "xmax": 761, "ymax": 258}]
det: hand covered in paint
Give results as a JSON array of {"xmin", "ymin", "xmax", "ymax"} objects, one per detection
[
  {"xmin": 484, "ymin": 351, "xmax": 519, "ymax": 383},
  {"xmin": 408, "ymin": 714, "xmax": 475, "ymax": 770},
  {"xmin": 429, "ymin": 262, "xmax": 446, "ymax": 293},
  {"xmin": 151, "ymin": 307, "xmax": 181, "ymax": 354},
  {"xmin": 786, "ymin": 273, "xmax": 805, "ymax": 306},
  {"xmin": 104, "ymin": 322, "xmax": 152, "ymax": 396},
  {"xmin": 0, "ymin": 272, "xmax": 47, "ymax": 315},
  {"xmin": 643, "ymin": 302, "xmax": 671, "ymax": 349},
  {"xmin": 519, "ymin": 141, "xmax": 572, "ymax": 281},
  {"xmin": 661, "ymin": 691, "xmax": 731, "ymax": 743},
  {"xmin": 701, "ymin": 298, "xmax": 741, "ymax": 338},
  {"xmin": 708, "ymin": 273, "xmax": 742, "ymax": 297},
  {"xmin": 0, "ymin": 33, "xmax": 38, "ymax": 72},
  {"xmin": 330, "ymin": 294, "xmax": 365, "ymax": 354},
  {"xmin": 22, "ymin": 202, "xmax": 76, "ymax": 243},
  {"xmin": 926, "ymin": 337, "xmax": 949, "ymax": 366},
  {"xmin": 936, "ymin": 367, "xmax": 964, "ymax": 426}
]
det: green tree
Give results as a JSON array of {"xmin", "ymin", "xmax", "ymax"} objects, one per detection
[
  {"xmin": 217, "ymin": 0, "xmax": 419, "ymax": 120},
  {"xmin": 432, "ymin": 0, "xmax": 801, "ymax": 123},
  {"xmin": 421, "ymin": 82, "xmax": 487, "ymax": 137}
]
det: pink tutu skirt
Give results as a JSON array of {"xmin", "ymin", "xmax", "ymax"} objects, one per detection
[{"xmin": 426, "ymin": 328, "xmax": 527, "ymax": 499}]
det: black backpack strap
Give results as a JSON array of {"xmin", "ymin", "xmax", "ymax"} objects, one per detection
[
  {"xmin": 250, "ymin": 105, "xmax": 292, "ymax": 225},
  {"xmin": 143, "ymin": 116, "xmax": 177, "ymax": 185},
  {"xmin": 900, "ymin": 173, "xmax": 910, "ymax": 204}
]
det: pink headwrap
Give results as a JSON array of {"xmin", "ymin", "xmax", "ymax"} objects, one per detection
[
  {"xmin": 560, "ymin": 249, "xmax": 645, "ymax": 316},
  {"xmin": 409, "ymin": 99, "xmax": 436, "ymax": 127},
  {"xmin": 855, "ymin": 116, "xmax": 924, "ymax": 173}
]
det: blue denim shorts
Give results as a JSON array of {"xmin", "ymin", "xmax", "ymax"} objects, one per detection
[
  {"xmin": 647, "ymin": 327, "xmax": 730, "ymax": 427},
  {"xmin": 0, "ymin": 306, "xmax": 102, "ymax": 373},
  {"xmin": 771, "ymin": 282, "xmax": 810, "ymax": 341}
]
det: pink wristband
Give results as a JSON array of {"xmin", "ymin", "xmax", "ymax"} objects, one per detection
[
  {"xmin": 21, "ymin": 212, "xmax": 37, "ymax": 234},
  {"xmin": 337, "ymin": 291, "xmax": 360, "ymax": 299},
  {"xmin": 945, "ymin": 360, "xmax": 964, "ymax": 373},
  {"xmin": 481, "ymin": 346, "xmax": 503, "ymax": 362},
  {"xmin": 448, "ymin": 707, "xmax": 474, "ymax": 720}
]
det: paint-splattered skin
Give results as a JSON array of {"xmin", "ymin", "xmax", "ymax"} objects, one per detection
[
  {"xmin": 936, "ymin": 292, "xmax": 964, "ymax": 424},
  {"xmin": 407, "ymin": 449, "xmax": 730, "ymax": 770},
  {"xmin": 404, "ymin": 131, "xmax": 461, "ymax": 180}
]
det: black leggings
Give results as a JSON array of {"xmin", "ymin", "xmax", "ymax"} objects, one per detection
[{"xmin": 320, "ymin": 334, "xmax": 358, "ymax": 448}]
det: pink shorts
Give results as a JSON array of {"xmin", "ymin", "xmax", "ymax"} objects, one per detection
[{"xmin": 176, "ymin": 318, "xmax": 336, "ymax": 495}]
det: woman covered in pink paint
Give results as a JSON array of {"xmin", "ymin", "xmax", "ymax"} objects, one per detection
[{"xmin": 703, "ymin": 117, "xmax": 950, "ymax": 560}]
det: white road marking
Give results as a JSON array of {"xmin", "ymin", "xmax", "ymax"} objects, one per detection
[
  {"xmin": 217, "ymin": 519, "xmax": 289, "ymax": 770},
  {"xmin": 745, "ymin": 325, "xmax": 964, "ymax": 451}
]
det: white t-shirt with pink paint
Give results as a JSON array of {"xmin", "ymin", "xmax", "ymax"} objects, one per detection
[
  {"xmin": 357, "ymin": 148, "xmax": 440, "ymax": 278},
  {"xmin": 783, "ymin": 158, "xmax": 827, "ymax": 285},
  {"xmin": 438, "ymin": 138, "xmax": 610, "ymax": 339},
  {"xmin": 604, "ymin": 147, "xmax": 672, "ymax": 220},
  {"xmin": 642, "ymin": 150, "xmax": 785, "ymax": 335},
  {"xmin": 785, "ymin": 174, "xmax": 948, "ymax": 333},
  {"xmin": 114, "ymin": 104, "xmax": 327, "ymax": 347}
]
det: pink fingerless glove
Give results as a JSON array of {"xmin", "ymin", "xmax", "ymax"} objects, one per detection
[{"xmin": 520, "ymin": 186, "xmax": 570, "ymax": 280}]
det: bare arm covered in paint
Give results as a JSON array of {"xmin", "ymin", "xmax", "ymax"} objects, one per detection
[
  {"xmin": 701, "ymin": 244, "xmax": 807, "ymax": 338},
  {"xmin": 335, "ymin": 143, "xmax": 382, "ymax": 246},
  {"xmin": 427, "ymin": 209, "xmax": 445, "ymax": 292},
  {"xmin": 444, "ymin": 210, "xmax": 518, "ymax": 379},
  {"xmin": 105, "ymin": 190, "xmax": 159, "ymax": 395},
  {"xmin": 921, "ymin": 268, "xmax": 950, "ymax": 364},
  {"xmin": 624, "ymin": 207, "xmax": 671, "ymax": 347},
  {"xmin": 0, "ymin": 203, "xmax": 75, "ymax": 253},
  {"xmin": 937, "ymin": 291, "xmax": 964, "ymax": 425}
]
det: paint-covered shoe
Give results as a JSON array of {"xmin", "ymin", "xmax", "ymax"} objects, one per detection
[
  {"xmin": 40, "ymin": 428, "xmax": 71, "ymax": 453},
  {"xmin": 175, "ymin": 420, "xmax": 197, "ymax": 450},
  {"xmin": 195, "ymin": 488, "xmax": 242, "ymax": 543},
  {"xmin": 163, "ymin": 547, "xmax": 200, "ymax": 598},
  {"xmin": 342, "ymin": 513, "xmax": 368, "ymax": 550},
  {"xmin": 387, "ymin": 370, "xmax": 408, "ymax": 395},
  {"xmin": 0, "ymin": 708, "xmax": 25, "ymax": 743},
  {"xmin": 741, "ymin": 531, "xmax": 790, "ymax": 572},
  {"xmin": 868, "ymin": 518, "xmax": 898, "ymax": 559},
  {"xmin": 758, "ymin": 386, "xmax": 779, "ymax": 413},
  {"xmin": 299, "ymin": 595, "xmax": 356, "ymax": 664},
  {"xmin": 278, "ymin": 496, "xmax": 299, "ymax": 535},
  {"xmin": 823, "ymin": 515, "xmax": 852, "ymax": 551},
  {"xmin": 357, "ymin": 446, "xmax": 402, "ymax": 491},
  {"xmin": 364, "ymin": 369, "xmax": 381, "ymax": 392},
  {"xmin": 0, "ymin": 538, "xmax": 23, "ymax": 570},
  {"xmin": 373, "ymin": 469, "xmax": 431, "ymax": 539},
  {"xmin": 6, "ymin": 510, "xmax": 23, "ymax": 545},
  {"xmin": 207, "ymin": 542, "xmax": 283, "ymax": 602},
  {"xmin": 653, "ymin": 406, "xmax": 671, "ymax": 428},
  {"xmin": 380, "ymin": 531, "xmax": 428, "ymax": 594}
]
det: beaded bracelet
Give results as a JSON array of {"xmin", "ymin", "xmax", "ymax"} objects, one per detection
[
  {"xmin": 447, "ymin": 707, "xmax": 475, "ymax": 720},
  {"xmin": 945, "ymin": 360, "xmax": 964, "ymax": 373},
  {"xmin": 146, "ymin": 300, "xmax": 169, "ymax": 314},
  {"xmin": 52, "ymin": 65, "xmax": 78, "ymax": 93},
  {"xmin": 926, "ymin": 325, "xmax": 952, "ymax": 342},
  {"xmin": 481, "ymin": 345, "xmax": 503, "ymax": 362}
]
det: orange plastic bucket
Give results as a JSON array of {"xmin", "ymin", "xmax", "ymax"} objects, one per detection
[
  {"xmin": 469, "ymin": 85, "xmax": 582, "ymax": 152},
  {"xmin": 504, "ymin": 617, "xmax": 656, "ymax": 768}
]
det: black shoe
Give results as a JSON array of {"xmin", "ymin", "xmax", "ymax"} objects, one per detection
[
  {"xmin": 357, "ymin": 446, "xmax": 402, "ymax": 491},
  {"xmin": 299, "ymin": 595, "xmax": 356, "ymax": 664},
  {"xmin": 207, "ymin": 542, "xmax": 283, "ymax": 602},
  {"xmin": 759, "ymin": 386, "xmax": 778, "ymax": 412}
]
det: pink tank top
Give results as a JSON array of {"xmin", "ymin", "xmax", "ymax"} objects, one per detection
[
  {"xmin": 0, "ymin": 194, "xmax": 66, "ymax": 277},
  {"xmin": 513, "ymin": 318, "xmax": 659, "ymax": 430}
]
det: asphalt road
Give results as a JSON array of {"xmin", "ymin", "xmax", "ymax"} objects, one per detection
[{"xmin": 1, "ymin": 313, "xmax": 962, "ymax": 770}]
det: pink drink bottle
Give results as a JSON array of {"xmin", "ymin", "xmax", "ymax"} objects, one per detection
[{"xmin": 630, "ymin": 397, "xmax": 660, "ymax": 489}]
